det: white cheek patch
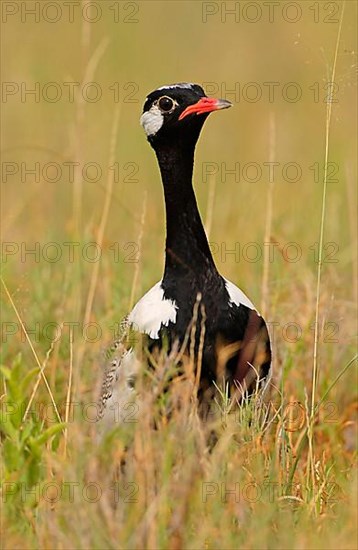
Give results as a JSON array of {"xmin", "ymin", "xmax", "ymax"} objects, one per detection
[{"xmin": 140, "ymin": 104, "xmax": 164, "ymax": 137}]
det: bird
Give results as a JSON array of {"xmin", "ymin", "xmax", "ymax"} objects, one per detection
[{"xmin": 97, "ymin": 82, "xmax": 271, "ymax": 431}]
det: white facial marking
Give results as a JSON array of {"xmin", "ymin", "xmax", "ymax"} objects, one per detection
[
  {"xmin": 157, "ymin": 82, "xmax": 194, "ymax": 91},
  {"xmin": 140, "ymin": 104, "xmax": 164, "ymax": 137},
  {"xmin": 224, "ymin": 278, "xmax": 259, "ymax": 313},
  {"xmin": 128, "ymin": 281, "xmax": 178, "ymax": 339}
]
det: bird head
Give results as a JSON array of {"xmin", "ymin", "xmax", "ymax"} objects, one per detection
[{"xmin": 140, "ymin": 83, "xmax": 232, "ymax": 148}]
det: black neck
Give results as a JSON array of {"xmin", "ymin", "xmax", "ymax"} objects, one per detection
[{"xmin": 154, "ymin": 140, "xmax": 217, "ymax": 278}]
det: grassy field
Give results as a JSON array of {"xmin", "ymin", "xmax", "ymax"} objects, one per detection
[{"xmin": 1, "ymin": 1, "xmax": 357, "ymax": 548}]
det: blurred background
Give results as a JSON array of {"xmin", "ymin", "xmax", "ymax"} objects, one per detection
[{"xmin": 2, "ymin": 0, "xmax": 357, "ymax": 407}]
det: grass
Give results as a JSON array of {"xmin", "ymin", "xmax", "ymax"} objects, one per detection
[{"xmin": 1, "ymin": 1, "xmax": 357, "ymax": 548}]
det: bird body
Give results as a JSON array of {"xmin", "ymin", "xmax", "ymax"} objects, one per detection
[{"xmin": 98, "ymin": 83, "xmax": 271, "ymax": 429}]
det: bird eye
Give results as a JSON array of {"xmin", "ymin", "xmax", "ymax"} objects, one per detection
[
  {"xmin": 127, "ymin": 376, "xmax": 136, "ymax": 390},
  {"xmin": 158, "ymin": 96, "xmax": 174, "ymax": 112}
]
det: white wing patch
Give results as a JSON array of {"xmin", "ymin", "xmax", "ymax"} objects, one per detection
[
  {"xmin": 128, "ymin": 281, "xmax": 178, "ymax": 338},
  {"xmin": 140, "ymin": 104, "xmax": 164, "ymax": 137},
  {"xmin": 224, "ymin": 278, "xmax": 259, "ymax": 313}
]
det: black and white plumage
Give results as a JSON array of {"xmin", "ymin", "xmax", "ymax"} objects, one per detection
[{"xmin": 98, "ymin": 83, "xmax": 271, "ymax": 430}]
